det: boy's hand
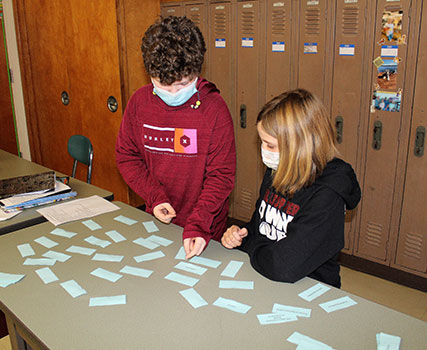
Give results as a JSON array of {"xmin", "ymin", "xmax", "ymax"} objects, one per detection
[
  {"xmin": 221, "ymin": 225, "xmax": 248, "ymax": 249},
  {"xmin": 153, "ymin": 203, "xmax": 176, "ymax": 224},
  {"xmin": 183, "ymin": 237, "xmax": 207, "ymax": 259}
]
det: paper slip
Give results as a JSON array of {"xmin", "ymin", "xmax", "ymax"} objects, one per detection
[
  {"xmin": 60, "ymin": 280, "xmax": 87, "ymax": 298},
  {"xmin": 37, "ymin": 195, "xmax": 120, "ymax": 226},
  {"xmin": 319, "ymin": 296, "xmax": 357, "ymax": 313},
  {"xmin": 0, "ymin": 209, "xmax": 21, "ymax": 221},
  {"xmin": 92, "ymin": 253, "xmax": 123, "ymax": 263},
  {"xmin": 35, "ymin": 267, "xmax": 58, "ymax": 284},
  {"xmin": 164, "ymin": 272, "xmax": 199, "ymax": 287},
  {"xmin": 219, "ymin": 280, "xmax": 254, "ymax": 290},
  {"xmin": 257, "ymin": 312, "xmax": 298, "ymax": 325},
  {"xmin": 42, "ymin": 250, "xmax": 71, "ymax": 263},
  {"xmin": 298, "ymin": 283, "xmax": 330, "ymax": 302},
  {"xmin": 82, "ymin": 219, "xmax": 102, "ymax": 231},
  {"xmin": 0, "ymin": 272, "xmax": 25, "ymax": 288},
  {"xmin": 179, "ymin": 288, "xmax": 208, "ymax": 309},
  {"xmin": 189, "ymin": 256, "xmax": 221, "ymax": 268},
  {"xmin": 84, "ymin": 236, "xmax": 111, "ymax": 248},
  {"xmin": 134, "ymin": 251, "xmax": 165, "ymax": 263},
  {"xmin": 114, "ymin": 215, "xmax": 137, "ymax": 225},
  {"xmin": 17, "ymin": 243, "xmax": 35, "ymax": 258},
  {"xmin": 175, "ymin": 246, "xmax": 186, "ymax": 260},
  {"xmin": 133, "ymin": 237, "xmax": 159, "ymax": 250},
  {"xmin": 142, "ymin": 221, "xmax": 159, "ymax": 233},
  {"xmin": 66, "ymin": 245, "xmax": 96, "ymax": 256},
  {"xmin": 34, "ymin": 236, "xmax": 59, "ymax": 249},
  {"xmin": 105, "ymin": 230, "xmax": 126, "ymax": 243},
  {"xmin": 287, "ymin": 331, "xmax": 332, "ymax": 350},
  {"xmin": 50, "ymin": 228, "xmax": 77, "ymax": 238},
  {"xmin": 221, "ymin": 260, "xmax": 244, "ymax": 278},
  {"xmin": 120, "ymin": 265, "xmax": 153, "ymax": 278},
  {"xmin": 24, "ymin": 258, "xmax": 56, "ymax": 266},
  {"xmin": 376, "ymin": 332, "xmax": 401, "ymax": 350},
  {"xmin": 174, "ymin": 262, "xmax": 207, "ymax": 276},
  {"xmin": 89, "ymin": 295, "xmax": 126, "ymax": 307},
  {"xmin": 90, "ymin": 268, "xmax": 122, "ymax": 283},
  {"xmin": 213, "ymin": 297, "xmax": 251, "ymax": 314},
  {"xmin": 147, "ymin": 234, "xmax": 173, "ymax": 247},
  {"xmin": 272, "ymin": 303, "xmax": 311, "ymax": 318}
]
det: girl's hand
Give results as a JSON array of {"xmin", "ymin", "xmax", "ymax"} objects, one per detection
[{"xmin": 221, "ymin": 225, "xmax": 248, "ymax": 249}]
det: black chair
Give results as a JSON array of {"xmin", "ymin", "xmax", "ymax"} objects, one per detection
[{"xmin": 67, "ymin": 135, "xmax": 93, "ymax": 183}]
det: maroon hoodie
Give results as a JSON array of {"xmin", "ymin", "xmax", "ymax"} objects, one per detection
[{"xmin": 116, "ymin": 78, "xmax": 236, "ymax": 244}]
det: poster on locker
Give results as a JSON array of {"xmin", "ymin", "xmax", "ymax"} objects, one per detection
[
  {"xmin": 372, "ymin": 90, "xmax": 401, "ymax": 112},
  {"xmin": 381, "ymin": 10, "xmax": 403, "ymax": 43},
  {"xmin": 376, "ymin": 59, "xmax": 397, "ymax": 90}
]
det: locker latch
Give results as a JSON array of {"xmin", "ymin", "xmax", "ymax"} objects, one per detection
[
  {"xmin": 335, "ymin": 116, "xmax": 344, "ymax": 144},
  {"xmin": 372, "ymin": 120, "xmax": 382, "ymax": 150},
  {"xmin": 240, "ymin": 104, "xmax": 247, "ymax": 129},
  {"xmin": 414, "ymin": 126, "xmax": 425, "ymax": 157}
]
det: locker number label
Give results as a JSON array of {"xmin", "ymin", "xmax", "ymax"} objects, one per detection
[
  {"xmin": 339, "ymin": 44, "xmax": 355, "ymax": 56},
  {"xmin": 215, "ymin": 39, "xmax": 226, "ymax": 48},
  {"xmin": 272, "ymin": 42, "xmax": 285, "ymax": 52},
  {"xmin": 242, "ymin": 37, "xmax": 254, "ymax": 48}
]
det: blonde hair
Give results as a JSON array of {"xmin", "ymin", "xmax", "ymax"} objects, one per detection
[{"xmin": 257, "ymin": 89, "xmax": 338, "ymax": 196}]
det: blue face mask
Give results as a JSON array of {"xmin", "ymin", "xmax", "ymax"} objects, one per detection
[{"xmin": 152, "ymin": 78, "xmax": 198, "ymax": 106}]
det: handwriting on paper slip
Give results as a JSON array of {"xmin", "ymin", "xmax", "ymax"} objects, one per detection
[{"xmin": 298, "ymin": 283, "xmax": 330, "ymax": 302}]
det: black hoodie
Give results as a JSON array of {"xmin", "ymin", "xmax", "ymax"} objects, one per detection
[{"xmin": 239, "ymin": 158, "xmax": 361, "ymax": 288}]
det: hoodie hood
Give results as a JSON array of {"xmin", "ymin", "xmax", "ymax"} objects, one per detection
[{"xmin": 316, "ymin": 158, "xmax": 361, "ymax": 210}]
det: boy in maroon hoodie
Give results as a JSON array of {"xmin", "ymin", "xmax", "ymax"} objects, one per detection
[{"xmin": 116, "ymin": 16, "xmax": 236, "ymax": 259}]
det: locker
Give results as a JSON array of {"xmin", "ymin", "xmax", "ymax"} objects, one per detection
[{"xmin": 161, "ymin": 2, "xmax": 185, "ymax": 16}]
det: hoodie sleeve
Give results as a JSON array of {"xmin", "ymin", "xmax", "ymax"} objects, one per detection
[
  {"xmin": 239, "ymin": 187, "xmax": 345, "ymax": 283},
  {"xmin": 115, "ymin": 94, "xmax": 170, "ymax": 210}
]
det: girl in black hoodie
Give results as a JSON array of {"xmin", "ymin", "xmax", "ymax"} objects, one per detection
[{"xmin": 221, "ymin": 89, "xmax": 361, "ymax": 288}]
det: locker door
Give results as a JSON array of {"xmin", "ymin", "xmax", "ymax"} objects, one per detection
[
  {"xmin": 394, "ymin": 3, "xmax": 427, "ymax": 275},
  {"xmin": 265, "ymin": 0, "xmax": 293, "ymax": 100},
  {"xmin": 296, "ymin": 0, "xmax": 335, "ymax": 107},
  {"xmin": 357, "ymin": 0, "xmax": 413, "ymax": 263},
  {"xmin": 161, "ymin": 2, "xmax": 184, "ymax": 17},
  {"xmin": 235, "ymin": 0, "xmax": 265, "ymax": 221},
  {"xmin": 331, "ymin": 0, "xmax": 369, "ymax": 252},
  {"xmin": 184, "ymin": 1, "xmax": 210, "ymax": 79}
]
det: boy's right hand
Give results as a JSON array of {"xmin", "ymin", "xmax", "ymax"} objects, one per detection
[
  {"xmin": 153, "ymin": 203, "xmax": 176, "ymax": 224},
  {"xmin": 221, "ymin": 225, "xmax": 248, "ymax": 249}
]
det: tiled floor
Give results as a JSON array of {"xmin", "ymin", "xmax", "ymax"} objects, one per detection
[{"xmin": 0, "ymin": 267, "xmax": 425, "ymax": 350}]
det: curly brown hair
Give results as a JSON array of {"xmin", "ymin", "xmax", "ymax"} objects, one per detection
[{"xmin": 141, "ymin": 16, "xmax": 206, "ymax": 85}]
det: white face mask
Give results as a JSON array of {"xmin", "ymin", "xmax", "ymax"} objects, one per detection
[{"xmin": 261, "ymin": 146, "xmax": 280, "ymax": 170}]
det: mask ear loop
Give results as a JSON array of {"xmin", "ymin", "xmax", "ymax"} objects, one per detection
[{"xmin": 191, "ymin": 91, "xmax": 201, "ymax": 109}]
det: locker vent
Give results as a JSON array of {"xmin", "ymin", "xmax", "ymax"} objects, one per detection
[
  {"xmin": 365, "ymin": 222, "xmax": 383, "ymax": 247},
  {"xmin": 241, "ymin": 10, "xmax": 256, "ymax": 34},
  {"xmin": 402, "ymin": 232, "xmax": 423, "ymax": 260},
  {"xmin": 214, "ymin": 12, "xmax": 227, "ymax": 36},
  {"xmin": 239, "ymin": 190, "xmax": 253, "ymax": 211},
  {"xmin": 188, "ymin": 13, "xmax": 201, "ymax": 27},
  {"xmin": 342, "ymin": 7, "xmax": 359, "ymax": 35},
  {"xmin": 305, "ymin": 8, "xmax": 320, "ymax": 35},
  {"xmin": 271, "ymin": 9, "xmax": 286, "ymax": 34}
]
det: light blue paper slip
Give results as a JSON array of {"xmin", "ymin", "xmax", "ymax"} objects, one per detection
[
  {"xmin": 175, "ymin": 246, "xmax": 186, "ymax": 260},
  {"xmin": 287, "ymin": 331, "xmax": 332, "ymax": 350},
  {"xmin": 114, "ymin": 215, "xmax": 137, "ymax": 225},
  {"xmin": 257, "ymin": 312, "xmax": 298, "ymax": 325},
  {"xmin": 50, "ymin": 228, "xmax": 77, "ymax": 238},
  {"xmin": 89, "ymin": 295, "xmax": 126, "ymax": 307},
  {"xmin": 34, "ymin": 236, "xmax": 58, "ymax": 249},
  {"xmin": 133, "ymin": 237, "xmax": 159, "ymax": 250},
  {"xmin": 272, "ymin": 303, "xmax": 311, "ymax": 318},
  {"xmin": 189, "ymin": 256, "xmax": 221, "ymax": 268},
  {"xmin": 42, "ymin": 250, "xmax": 71, "ymax": 263},
  {"xmin": 0, "ymin": 272, "xmax": 25, "ymax": 288},
  {"xmin": 105, "ymin": 230, "xmax": 126, "ymax": 243},
  {"xmin": 179, "ymin": 288, "xmax": 208, "ymax": 309},
  {"xmin": 134, "ymin": 251, "xmax": 165, "ymax": 263},
  {"xmin": 175, "ymin": 262, "xmax": 207, "ymax": 276},
  {"xmin": 24, "ymin": 258, "xmax": 55, "ymax": 266},
  {"xmin": 164, "ymin": 272, "xmax": 199, "ymax": 287},
  {"xmin": 17, "ymin": 243, "xmax": 35, "ymax": 258},
  {"xmin": 219, "ymin": 280, "xmax": 254, "ymax": 290},
  {"xmin": 221, "ymin": 260, "xmax": 244, "ymax": 278},
  {"xmin": 90, "ymin": 267, "xmax": 122, "ymax": 282},
  {"xmin": 82, "ymin": 219, "xmax": 102, "ymax": 231},
  {"xmin": 60, "ymin": 280, "xmax": 87, "ymax": 298},
  {"xmin": 35, "ymin": 267, "xmax": 58, "ymax": 284},
  {"xmin": 298, "ymin": 282, "xmax": 330, "ymax": 302},
  {"xmin": 66, "ymin": 245, "xmax": 96, "ymax": 256},
  {"xmin": 319, "ymin": 296, "xmax": 357, "ymax": 313},
  {"xmin": 142, "ymin": 221, "xmax": 159, "ymax": 233},
  {"xmin": 92, "ymin": 253, "xmax": 123, "ymax": 262},
  {"xmin": 213, "ymin": 297, "xmax": 251, "ymax": 314},
  {"xmin": 120, "ymin": 265, "xmax": 153, "ymax": 278},
  {"xmin": 84, "ymin": 236, "xmax": 111, "ymax": 248},
  {"xmin": 147, "ymin": 234, "xmax": 173, "ymax": 246},
  {"xmin": 376, "ymin": 332, "xmax": 401, "ymax": 350}
]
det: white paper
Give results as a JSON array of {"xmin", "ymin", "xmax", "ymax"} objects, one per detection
[
  {"xmin": 17, "ymin": 243, "xmax": 35, "ymax": 257},
  {"xmin": 35, "ymin": 267, "xmax": 58, "ymax": 284}
]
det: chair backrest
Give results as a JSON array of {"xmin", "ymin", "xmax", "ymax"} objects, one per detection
[{"xmin": 67, "ymin": 135, "xmax": 94, "ymax": 183}]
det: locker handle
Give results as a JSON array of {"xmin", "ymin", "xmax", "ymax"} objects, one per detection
[
  {"xmin": 414, "ymin": 126, "xmax": 425, "ymax": 157},
  {"xmin": 240, "ymin": 104, "xmax": 247, "ymax": 129},
  {"xmin": 335, "ymin": 116, "xmax": 344, "ymax": 144},
  {"xmin": 372, "ymin": 121, "xmax": 382, "ymax": 150}
]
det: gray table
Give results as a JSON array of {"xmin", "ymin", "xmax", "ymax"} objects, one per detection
[
  {"xmin": 0, "ymin": 150, "xmax": 113, "ymax": 236},
  {"xmin": 0, "ymin": 202, "xmax": 425, "ymax": 350}
]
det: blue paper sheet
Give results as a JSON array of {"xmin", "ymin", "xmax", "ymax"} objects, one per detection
[
  {"xmin": 179, "ymin": 288, "xmax": 208, "ymax": 309},
  {"xmin": 120, "ymin": 265, "xmax": 153, "ymax": 278},
  {"xmin": 50, "ymin": 228, "xmax": 77, "ymax": 238},
  {"xmin": 164, "ymin": 272, "xmax": 199, "ymax": 287},
  {"xmin": 89, "ymin": 295, "xmax": 126, "ymax": 307},
  {"xmin": 174, "ymin": 262, "xmax": 207, "ymax": 276},
  {"xmin": 175, "ymin": 246, "xmax": 186, "ymax": 260},
  {"xmin": 92, "ymin": 253, "xmax": 123, "ymax": 262},
  {"xmin": 142, "ymin": 221, "xmax": 159, "ymax": 233},
  {"xmin": 105, "ymin": 230, "xmax": 126, "ymax": 243},
  {"xmin": 35, "ymin": 267, "xmax": 58, "ymax": 284},
  {"xmin": 42, "ymin": 250, "xmax": 71, "ymax": 263},
  {"xmin": 82, "ymin": 219, "xmax": 102, "ymax": 231},
  {"xmin": 189, "ymin": 256, "xmax": 221, "ymax": 268},
  {"xmin": 34, "ymin": 236, "xmax": 59, "ymax": 249},
  {"xmin": 221, "ymin": 260, "xmax": 244, "ymax": 278},
  {"xmin": 60, "ymin": 280, "xmax": 87, "ymax": 298},
  {"xmin": 114, "ymin": 215, "xmax": 137, "ymax": 225},
  {"xmin": 84, "ymin": 236, "xmax": 111, "ymax": 248},
  {"xmin": 134, "ymin": 251, "xmax": 165, "ymax": 263},
  {"xmin": 213, "ymin": 297, "xmax": 251, "ymax": 314},
  {"xmin": 147, "ymin": 234, "xmax": 173, "ymax": 246},
  {"xmin": 66, "ymin": 245, "xmax": 96, "ymax": 256},
  {"xmin": 90, "ymin": 267, "xmax": 122, "ymax": 282},
  {"xmin": 0, "ymin": 272, "xmax": 25, "ymax": 288},
  {"xmin": 17, "ymin": 243, "xmax": 35, "ymax": 258},
  {"xmin": 24, "ymin": 258, "xmax": 56, "ymax": 266},
  {"xmin": 133, "ymin": 237, "xmax": 160, "ymax": 250}
]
